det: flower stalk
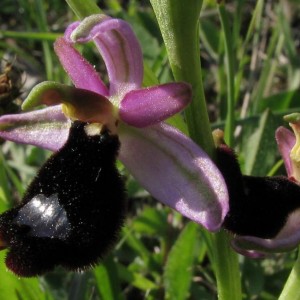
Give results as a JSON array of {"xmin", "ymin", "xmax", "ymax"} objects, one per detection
[
  {"xmin": 149, "ymin": 1, "xmax": 242, "ymax": 299},
  {"xmin": 149, "ymin": 0, "xmax": 214, "ymax": 156},
  {"xmin": 211, "ymin": 231, "xmax": 242, "ymax": 300}
]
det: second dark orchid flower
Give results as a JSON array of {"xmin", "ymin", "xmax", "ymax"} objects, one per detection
[{"xmin": 214, "ymin": 120, "xmax": 300, "ymax": 258}]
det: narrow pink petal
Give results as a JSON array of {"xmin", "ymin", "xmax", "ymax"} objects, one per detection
[
  {"xmin": 0, "ymin": 106, "xmax": 70, "ymax": 151},
  {"xmin": 54, "ymin": 37, "xmax": 109, "ymax": 96},
  {"xmin": 118, "ymin": 123, "xmax": 229, "ymax": 231},
  {"xmin": 119, "ymin": 83, "xmax": 192, "ymax": 127},
  {"xmin": 231, "ymin": 208, "xmax": 300, "ymax": 257},
  {"xmin": 275, "ymin": 126, "xmax": 295, "ymax": 177},
  {"xmin": 66, "ymin": 15, "xmax": 143, "ymax": 98}
]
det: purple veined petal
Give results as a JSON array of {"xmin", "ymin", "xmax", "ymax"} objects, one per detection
[
  {"xmin": 119, "ymin": 83, "xmax": 192, "ymax": 128},
  {"xmin": 54, "ymin": 37, "xmax": 109, "ymax": 96},
  {"xmin": 66, "ymin": 15, "xmax": 143, "ymax": 99},
  {"xmin": 118, "ymin": 122, "xmax": 229, "ymax": 231},
  {"xmin": 275, "ymin": 126, "xmax": 295, "ymax": 178},
  {"xmin": 0, "ymin": 106, "xmax": 70, "ymax": 152},
  {"xmin": 231, "ymin": 208, "xmax": 300, "ymax": 257}
]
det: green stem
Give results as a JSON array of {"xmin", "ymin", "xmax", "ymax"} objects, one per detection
[
  {"xmin": 211, "ymin": 231, "xmax": 242, "ymax": 300},
  {"xmin": 149, "ymin": 1, "xmax": 242, "ymax": 299},
  {"xmin": 279, "ymin": 249, "xmax": 300, "ymax": 300},
  {"xmin": 0, "ymin": 31, "xmax": 60, "ymax": 41},
  {"xmin": 149, "ymin": 0, "xmax": 214, "ymax": 156},
  {"xmin": 218, "ymin": 3, "xmax": 235, "ymax": 147}
]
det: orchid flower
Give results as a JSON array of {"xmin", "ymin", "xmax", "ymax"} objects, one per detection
[
  {"xmin": 0, "ymin": 16, "xmax": 228, "ymax": 236},
  {"xmin": 213, "ymin": 122, "xmax": 300, "ymax": 258},
  {"xmin": 0, "ymin": 14, "xmax": 231, "ymax": 276}
]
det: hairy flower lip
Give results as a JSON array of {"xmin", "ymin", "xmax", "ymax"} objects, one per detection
[{"xmin": 0, "ymin": 121, "xmax": 126, "ymax": 276}]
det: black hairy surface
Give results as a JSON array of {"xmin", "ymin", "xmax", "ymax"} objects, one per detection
[
  {"xmin": 0, "ymin": 121, "xmax": 126, "ymax": 277},
  {"xmin": 216, "ymin": 144, "xmax": 300, "ymax": 239}
]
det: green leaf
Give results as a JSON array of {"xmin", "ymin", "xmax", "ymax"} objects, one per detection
[
  {"xmin": 242, "ymin": 259, "xmax": 264, "ymax": 298},
  {"xmin": 93, "ymin": 256, "xmax": 124, "ymax": 300},
  {"xmin": 143, "ymin": 62, "xmax": 159, "ymax": 87},
  {"xmin": 259, "ymin": 90, "xmax": 300, "ymax": 112},
  {"xmin": 166, "ymin": 113, "xmax": 188, "ymax": 135},
  {"xmin": 278, "ymin": 247, "xmax": 300, "ymax": 300},
  {"xmin": 244, "ymin": 109, "xmax": 278, "ymax": 176},
  {"xmin": 164, "ymin": 222, "xmax": 198, "ymax": 300},
  {"xmin": 67, "ymin": 272, "xmax": 94, "ymax": 300},
  {"xmin": 122, "ymin": 227, "xmax": 160, "ymax": 271},
  {"xmin": 218, "ymin": 3, "xmax": 236, "ymax": 147},
  {"xmin": 117, "ymin": 264, "xmax": 157, "ymax": 291},
  {"xmin": 199, "ymin": 19, "xmax": 220, "ymax": 60},
  {"xmin": 132, "ymin": 206, "xmax": 168, "ymax": 236},
  {"xmin": 0, "ymin": 153, "xmax": 12, "ymax": 206},
  {"xmin": 3, "ymin": 162, "xmax": 25, "ymax": 196}
]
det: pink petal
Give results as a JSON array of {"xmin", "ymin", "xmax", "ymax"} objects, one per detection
[
  {"xmin": 54, "ymin": 37, "xmax": 109, "ymax": 96},
  {"xmin": 118, "ymin": 123, "xmax": 229, "ymax": 231},
  {"xmin": 119, "ymin": 83, "xmax": 192, "ymax": 127},
  {"xmin": 0, "ymin": 106, "xmax": 69, "ymax": 151},
  {"xmin": 275, "ymin": 126, "xmax": 295, "ymax": 177},
  {"xmin": 65, "ymin": 15, "xmax": 143, "ymax": 99},
  {"xmin": 231, "ymin": 208, "xmax": 300, "ymax": 257}
]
